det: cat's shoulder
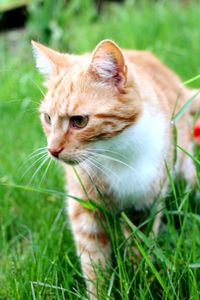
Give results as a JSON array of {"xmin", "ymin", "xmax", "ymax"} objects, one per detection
[
  {"xmin": 123, "ymin": 49, "xmax": 156, "ymax": 62},
  {"xmin": 123, "ymin": 48, "xmax": 174, "ymax": 75}
]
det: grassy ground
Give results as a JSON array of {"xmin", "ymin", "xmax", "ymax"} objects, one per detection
[{"xmin": 0, "ymin": 1, "xmax": 200, "ymax": 299}]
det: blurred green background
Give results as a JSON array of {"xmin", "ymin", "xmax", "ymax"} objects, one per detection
[{"xmin": 0, "ymin": 1, "xmax": 200, "ymax": 299}]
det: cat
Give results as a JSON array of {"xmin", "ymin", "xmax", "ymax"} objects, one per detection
[{"xmin": 32, "ymin": 39, "xmax": 198, "ymax": 299}]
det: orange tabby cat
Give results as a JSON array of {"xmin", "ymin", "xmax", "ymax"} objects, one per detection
[{"xmin": 32, "ymin": 39, "xmax": 197, "ymax": 299}]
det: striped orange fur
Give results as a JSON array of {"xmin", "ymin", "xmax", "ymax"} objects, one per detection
[{"xmin": 32, "ymin": 39, "xmax": 198, "ymax": 299}]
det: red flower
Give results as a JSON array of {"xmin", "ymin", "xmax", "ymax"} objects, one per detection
[{"xmin": 194, "ymin": 119, "xmax": 200, "ymax": 143}]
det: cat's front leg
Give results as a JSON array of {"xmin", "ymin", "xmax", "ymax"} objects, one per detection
[{"xmin": 67, "ymin": 198, "xmax": 111, "ymax": 299}]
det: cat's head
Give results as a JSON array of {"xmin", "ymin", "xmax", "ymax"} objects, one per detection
[{"xmin": 32, "ymin": 39, "xmax": 141, "ymax": 165}]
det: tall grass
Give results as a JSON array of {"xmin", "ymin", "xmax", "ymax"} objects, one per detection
[{"xmin": 0, "ymin": 0, "xmax": 200, "ymax": 299}]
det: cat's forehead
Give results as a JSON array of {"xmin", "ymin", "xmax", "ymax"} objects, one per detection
[{"xmin": 41, "ymin": 66, "xmax": 100, "ymax": 116}]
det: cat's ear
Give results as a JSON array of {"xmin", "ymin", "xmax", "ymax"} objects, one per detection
[
  {"xmin": 89, "ymin": 39, "xmax": 127, "ymax": 87},
  {"xmin": 32, "ymin": 41, "xmax": 63, "ymax": 77}
]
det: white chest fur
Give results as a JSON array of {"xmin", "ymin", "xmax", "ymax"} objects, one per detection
[{"xmin": 92, "ymin": 105, "xmax": 168, "ymax": 210}]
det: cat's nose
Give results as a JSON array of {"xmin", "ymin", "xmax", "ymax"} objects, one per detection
[{"xmin": 48, "ymin": 147, "xmax": 63, "ymax": 158}]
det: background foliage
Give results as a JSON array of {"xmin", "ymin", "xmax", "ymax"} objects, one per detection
[{"xmin": 0, "ymin": 0, "xmax": 200, "ymax": 299}]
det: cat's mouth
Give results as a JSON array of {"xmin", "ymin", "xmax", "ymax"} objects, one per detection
[
  {"xmin": 48, "ymin": 153, "xmax": 80, "ymax": 165},
  {"xmin": 49, "ymin": 150, "xmax": 86, "ymax": 165}
]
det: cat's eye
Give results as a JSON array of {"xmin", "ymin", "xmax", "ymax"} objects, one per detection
[
  {"xmin": 44, "ymin": 113, "xmax": 51, "ymax": 125},
  {"xmin": 70, "ymin": 115, "xmax": 89, "ymax": 129}
]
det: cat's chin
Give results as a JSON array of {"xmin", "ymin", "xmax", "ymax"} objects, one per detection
[
  {"xmin": 58, "ymin": 155, "xmax": 86, "ymax": 165},
  {"xmin": 62, "ymin": 158, "xmax": 85, "ymax": 165},
  {"xmin": 63, "ymin": 159, "xmax": 80, "ymax": 165}
]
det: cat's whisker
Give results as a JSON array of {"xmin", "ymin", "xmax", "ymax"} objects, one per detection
[
  {"xmin": 84, "ymin": 150, "xmax": 137, "ymax": 174},
  {"xmin": 82, "ymin": 154, "xmax": 119, "ymax": 184},
  {"xmin": 25, "ymin": 149, "xmax": 48, "ymax": 162},
  {"xmin": 5, "ymin": 98, "xmax": 40, "ymax": 105},
  {"xmin": 29, "ymin": 155, "xmax": 50, "ymax": 185},
  {"xmin": 79, "ymin": 152, "xmax": 119, "ymax": 182},
  {"xmin": 24, "ymin": 147, "xmax": 47, "ymax": 159},
  {"xmin": 82, "ymin": 149, "xmax": 126, "ymax": 166},
  {"xmin": 82, "ymin": 156, "xmax": 119, "ymax": 196},
  {"xmin": 80, "ymin": 165, "xmax": 98, "ymax": 196},
  {"xmin": 81, "ymin": 159, "xmax": 96, "ymax": 180},
  {"xmin": 88, "ymin": 155, "xmax": 119, "ymax": 182},
  {"xmin": 80, "ymin": 158, "xmax": 102, "ymax": 193},
  {"xmin": 19, "ymin": 154, "xmax": 46, "ymax": 176},
  {"xmin": 23, "ymin": 108, "xmax": 39, "ymax": 113},
  {"xmin": 81, "ymin": 150, "xmax": 126, "ymax": 176},
  {"xmin": 87, "ymin": 148, "xmax": 126, "ymax": 160},
  {"xmin": 29, "ymin": 78, "xmax": 46, "ymax": 97},
  {"xmin": 82, "ymin": 161, "xmax": 106, "ymax": 195},
  {"xmin": 21, "ymin": 153, "xmax": 48, "ymax": 179},
  {"xmin": 20, "ymin": 148, "xmax": 48, "ymax": 170},
  {"xmin": 27, "ymin": 146, "xmax": 48, "ymax": 157},
  {"xmin": 81, "ymin": 157, "xmax": 109, "ymax": 188},
  {"xmin": 39, "ymin": 157, "xmax": 52, "ymax": 187}
]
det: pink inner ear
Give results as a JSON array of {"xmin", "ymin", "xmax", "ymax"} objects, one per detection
[
  {"xmin": 113, "ymin": 73, "xmax": 122, "ymax": 86},
  {"xmin": 92, "ymin": 54, "xmax": 122, "ymax": 86}
]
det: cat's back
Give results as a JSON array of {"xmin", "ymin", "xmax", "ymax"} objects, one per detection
[{"xmin": 124, "ymin": 49, "xmax": 183, "ymax": 103}]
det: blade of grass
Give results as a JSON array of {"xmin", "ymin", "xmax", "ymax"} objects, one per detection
[
  {"xmin": 72, "ymin": 166, "xmax": 89, "ymax": 198},
  {"xmin": 181, "ymin": 74, "xmax": 200, "ymax": 86},
  {"xmin": 176, "ymin": 144, "xmax": 200, "ymax": 166},
  {"xmin": 165, "ymin": 211, "xmax": 200, "ymax": 223},
  {"xmin": 30, "ymin": 282, "xmax": 37, "ymax": 300},
  {"xmin": 121, "ymin": 213, "xmax": 173, "ymax": 269},
  {"xmin": 133, "ymin": 237, "xmax": 167, "ymax": 292},
  {"xmin": 188, "ymin": 263, "xmax": 200, "ymax": 269},
  {"xmin": 31, "ymin": 281, "xmax": 69, "ymax": 292},
  {"xmin": 172, "ymin": 90, "xmax": 200, "ymax": 124},
  {"xmin": 65, "ymin": 254, "xmax": 83, "ymax": 277},
  {"xmin": 1, "ymin": 183, "xmax": 97, "ymax": 211},
  {"xmin": 164, "ymin": 161, "xmax": 177, "ymax": 202},
  {"xmin": 107, "ymin": 270, "xmax": 116, "ymax": 298}
]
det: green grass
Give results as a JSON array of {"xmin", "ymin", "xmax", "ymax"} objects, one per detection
[{"xmin": 1, "ymin": 1, "xmax": 200, "ymax": 299}]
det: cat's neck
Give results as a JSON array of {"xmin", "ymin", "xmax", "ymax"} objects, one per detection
[{"xmin": 83, "ymin": 104, "xmax": 170, "ymax": 210}]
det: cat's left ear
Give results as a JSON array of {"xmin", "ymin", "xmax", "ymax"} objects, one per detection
[
  {"xmin": 89, "ymin": 39, "xmax": 127, "ymax": 88},
  {"xmin": 32, "ymin": 41, "xmax": 65, "ymax": 77}
]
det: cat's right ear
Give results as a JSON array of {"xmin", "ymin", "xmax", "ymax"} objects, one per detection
[
  {"xmin": 89, "ymin": 40, "xmax": 127, "ymax": 89},
  {"xmin": 32, "ymin": 41, "xmax": 62, "ymax": 77}
]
